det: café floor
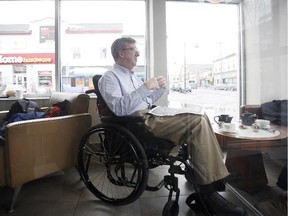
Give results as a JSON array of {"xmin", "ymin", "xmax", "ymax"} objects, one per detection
[{"xmin": 0, "ymin": 154, "xmax": 286, "ymax": 216}]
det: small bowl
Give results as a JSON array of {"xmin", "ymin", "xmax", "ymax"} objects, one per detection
[{"xmin": 255, "ymin": 119, "xmax": 270, "ymax": 128}]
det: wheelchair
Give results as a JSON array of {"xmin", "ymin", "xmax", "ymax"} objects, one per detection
[{"xmin": 78, "ymin": 75, "xmax": 211, "ymax": 216}]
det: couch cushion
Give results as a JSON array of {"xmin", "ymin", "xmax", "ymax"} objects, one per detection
[{"xmin": 49, "ymin": 92, "xmax": 89, "ymax": 114}]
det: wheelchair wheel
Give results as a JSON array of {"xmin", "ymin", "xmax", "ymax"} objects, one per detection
[
  {"xmin": 184, "ymin": 159, "xmax": 195, "ymax": 185},
  {"xmin": 185, "ymin": 165, "xmax": 194, "ymax": 185},
  {"xmin": 162, "ymin": 200, "xmax": 179, "ymax": 216},
  {"xmin": 78, "ymin": 123, "xmax": 149, "ymax": 205}
]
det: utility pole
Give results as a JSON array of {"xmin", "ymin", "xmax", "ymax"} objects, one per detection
[
  {"xmin": 183, "ymin": 42, "xmax": 187, "ymax": 92},
  {"xmin": 218, "ymin": 41, "xmax": 223, "ymax": 84}
]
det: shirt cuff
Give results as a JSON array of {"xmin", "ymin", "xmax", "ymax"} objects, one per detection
[{"xmin": 136, "ymin": 84, "xmax": 152, "ymax": 99}]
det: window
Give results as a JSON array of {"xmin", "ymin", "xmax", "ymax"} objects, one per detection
[
  {"xmin": 0, "ymin": 1, "xmax": 55, "ymax": 96},
  {"xmin": 0, "ymin": 1, "xmax": 286, "ymax": 215},
  {"xmin": 166, "ymin": 2, "xmax": 240, "ymax": 120},
  {"xmin": 60, "ymin": 0, "xmax": 146, "ymax": 93},
  {"xmin": 0, "ymin": 0, "xmax": 145, "ymax": 96}
]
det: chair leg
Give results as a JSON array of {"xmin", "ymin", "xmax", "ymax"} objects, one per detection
[{"xmin": 7, "ymin": 185, "xmax": 22, "ymax": 214}]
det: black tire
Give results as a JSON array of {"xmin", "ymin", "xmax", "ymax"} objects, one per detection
[
  {"xmin": 184, "ymin": 163, "xmax": 195, "ymax": 185},
  {"xmin": 162, "ymin": 200, "xmax": 179, "ymax": 216},
  {"xmin": 185, "ymin": 171, "xmax": 194, "ymax": 185},
  {"xmin": 78, "ymin": 123, "xmax": 149, "ymax": 205},
  {"xmin": 184, "ymin": 159, "xmax": 195, "ymax": 185}
]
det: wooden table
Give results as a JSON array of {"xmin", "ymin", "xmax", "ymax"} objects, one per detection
[
  {"xmin": 213, "ymin": 123, "xmax": 287, "ymax": 155},
  {"xmin": 213, "ymin": 123, "xmax": 287, "ymax": 194}
]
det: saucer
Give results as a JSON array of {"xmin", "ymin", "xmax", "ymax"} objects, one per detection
[
  {"xmin": 220, "ymin": 128, "xmax": 238, "ymax": 133},
  {"xmin": 259, "ymin": 125, "xmax": 271, "ymax": 130}
]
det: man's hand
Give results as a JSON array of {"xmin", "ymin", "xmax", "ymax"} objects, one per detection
[
  {"xmin": 144, "ymin": 76, "xmax": 167, "ymax": 90},
  {"xmin": 144, "ymin": 77, "xmax": 160, "ymax": 90},
  {"xmin": 156, "ymin": 76, "xmax": 167, "ymax": 88}
]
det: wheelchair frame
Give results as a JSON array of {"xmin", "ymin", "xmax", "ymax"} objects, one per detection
[{"xmin": 78, "ymin": 75, "xmax": 211, "ymax": 216}]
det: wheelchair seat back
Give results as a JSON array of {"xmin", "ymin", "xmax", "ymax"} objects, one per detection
[
  {"xmin": 90, "ymin": 75, "xmax": 175, "ymax": 157},
  {"xmin": 92, "ymin": 75, "xmax": 116, "ymax": 117}
]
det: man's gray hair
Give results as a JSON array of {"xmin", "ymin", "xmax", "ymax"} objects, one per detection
[{"xmin": 111, "ymin": 37, "xmax": 136, "ymax": 61}]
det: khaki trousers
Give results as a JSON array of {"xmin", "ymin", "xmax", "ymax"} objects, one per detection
[{"xmin": 138, "ymin": 110, "xmax": 229, "ymax": 185}]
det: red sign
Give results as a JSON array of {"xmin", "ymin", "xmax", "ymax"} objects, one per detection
[{"xmin": 0, "ymin": 53, "xmax": 55, "ymax": 65}]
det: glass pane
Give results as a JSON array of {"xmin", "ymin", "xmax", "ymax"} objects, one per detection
[
  {"xmin": 60, "ymin": 0, "xmax": 146, "ymax": 93},
  {"xmin": 166, "ymin": 2, "xmax": 240, "ymax": 122},
  {"xmin": 0, "ymin": 1, "xmax": 55, "ymax": 97},
  {"xmin": 224, "ymin": 1, "xmax": 287, "ymax": 216}
]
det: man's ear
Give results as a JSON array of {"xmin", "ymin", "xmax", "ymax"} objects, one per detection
[{"xmin": 118, "ymin": 50, "xmax": 125, "ymax": 59}]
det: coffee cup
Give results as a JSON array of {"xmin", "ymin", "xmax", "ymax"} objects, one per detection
[
  {"xmin": 222, "ymin": 123, "xmax": 236, "ymax": 132},
  {"xmin": 255, "ymin": 119, "xmax": 270, "ymax": 128}
]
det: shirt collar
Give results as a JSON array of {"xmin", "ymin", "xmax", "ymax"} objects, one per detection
[{"xmin": 114, "ymin": 63, "xmax": 134, "ymax": 75}]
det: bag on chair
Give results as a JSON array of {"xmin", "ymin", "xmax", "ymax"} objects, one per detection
[
  {"xmin": 261, "ymin": 100, "xmax": 288, "ymax": 126},
  {"xmin": 5, "ymin": 98, "xmax": 41, "ymax": 121}
]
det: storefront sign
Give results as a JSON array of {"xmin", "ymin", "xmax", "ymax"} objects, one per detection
[
  {"xmin": 0, "ymin": 53, "xmax": 55, "ymax": 65},
  {"xmin": 40, "ymin": 26, "xmax": 55, "ymax": 44},
  {"xmin": 38, "ymin": 71, "xmax": 52, "ymax": 76}
]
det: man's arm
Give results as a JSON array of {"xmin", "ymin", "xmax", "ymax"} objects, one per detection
[
  {"xmin": 147, "ymin": 76, "xmax": 167, "ymax": 103},
  {"xmin": 99, "ymin": 71, "xmax": 152, "ymax": 116}
]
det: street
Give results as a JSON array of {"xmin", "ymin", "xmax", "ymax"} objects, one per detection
[{"xmin": 168, "ymin": 87, "xmax": 240, "ymax": 122}]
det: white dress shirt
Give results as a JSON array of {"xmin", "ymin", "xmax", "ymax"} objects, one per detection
[{"xmin": 98, "ymin": 63, "xmax": 166, "ymax": 116}]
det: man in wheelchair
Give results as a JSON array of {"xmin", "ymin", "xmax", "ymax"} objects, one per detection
[{"xmin": 97, "ymin": 37, "xmax": 247, "ymax": 216}]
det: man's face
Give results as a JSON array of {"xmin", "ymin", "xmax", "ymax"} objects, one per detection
[{"xmin": 118, "ymin": 43, "xmax": 140, "ymax": 70}]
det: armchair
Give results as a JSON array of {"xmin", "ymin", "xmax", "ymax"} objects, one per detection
[
  {"xmin": 240, "ymin": 104, "xmax": 263, "ymax": 119},
  {"xmin": 240, "ymin": 104, "xmax": 287, "ymax": 145},
  {"xmin": 0, "ymin": 92, "xmax": 92, "ymax": 212}
]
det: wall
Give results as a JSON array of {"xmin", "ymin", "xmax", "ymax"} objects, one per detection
[{"xmin": 243, "ymin": 0, "xmax": 287, "ymax": 104}]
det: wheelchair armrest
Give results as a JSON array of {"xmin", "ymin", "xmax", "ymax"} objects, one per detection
[
  {"xmin": 85, "ymin": 89, "xmax": 96, "ymax": 95},
  {"xmin": 100, "ymin": 115, "xmax": 145, "ymax": 124}
]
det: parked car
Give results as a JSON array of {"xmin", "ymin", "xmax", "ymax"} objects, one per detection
[
  {"xmin": 179, "ymin": 82, "xmax": 191, "ymax": 93},
  {"xmin": 225, "ymin": 83, "xmax": 237, "ymax": 91},
  {"xmin": 214, "ymin": 84, "xmax": 226, "ymax": 90},
  {"xmin": 170, "ymin": 82, "xmax": 181, "ymax": 91},
  {"xmin": 214, "ymin": 83, "xmax": 237, "ymax": 91},
  {"xmin": 189, "ymin": 81, "xmax": 198, "ymax": 89}
]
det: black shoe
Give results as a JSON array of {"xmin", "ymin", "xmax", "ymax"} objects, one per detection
[
  {"xmin": 213, "ymin": 180, "xmax": 226, "ymax": 192},
  {"xmin": 203, "ymin": 192, "xmax": 248, "ymax": 216}
]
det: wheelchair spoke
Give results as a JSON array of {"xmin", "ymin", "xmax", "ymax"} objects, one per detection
[{"xmin": 78, "ymin": 123, "xmax": 148, "ymax": 205}]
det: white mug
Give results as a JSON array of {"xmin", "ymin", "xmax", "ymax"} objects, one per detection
[{"xmin": 222, "ymin": 123, "xmax": 236, "ymax": 132}]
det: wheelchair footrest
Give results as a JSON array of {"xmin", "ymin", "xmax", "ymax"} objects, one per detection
[{"xmin": 164, "ymin": 175, "xmax": 179, "ymax": 190}]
